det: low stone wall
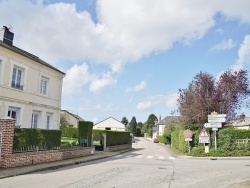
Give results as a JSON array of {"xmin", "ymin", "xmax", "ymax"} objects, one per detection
[
  {"xmin": 0, "ymin": 147, "xmax": 94, "ymax": 168},
  {"xmin": 105, "ymin": 143, "xmax": 132, "ymax": 152}
]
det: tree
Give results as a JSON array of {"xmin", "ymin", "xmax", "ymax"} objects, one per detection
[
  {"xmin": 60, "ymin": 113, "xmax": 70, "ymax": 129},
  {"xmin": 136, "ymin": 122, "xmax": 143, "ymax": 136},
  {"xmin": 142, "ymin": 114, "xmax": 158, "ymax": 137},
  {"xmin": 128, "ymin": 116, "xmax": 137, "ymax": 135},
  {"xmin": 121, "ymin": 117, "xmax": 129, "ymax": 127},
  {"xmin": 178, "ymin": 70, "xmax": 250, "ymax": 126}
]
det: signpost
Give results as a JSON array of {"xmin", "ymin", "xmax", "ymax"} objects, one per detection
[
  {"xmin": 199, "ymin": 128, "xmax": 210, "ymax": 144},
  {"xmin": 184, "ymin": 130, "xmax": 192, "ymax": 153},
  {"xmin": 206, "ymin": 113, "xmax": 226, "ymax": 150},
  {"xmin": 204, "ymin": 122, "xmax": 222, "ymax": 128}
]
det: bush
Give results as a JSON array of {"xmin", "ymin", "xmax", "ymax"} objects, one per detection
[
  {"xmin": 13, "ymin": 128, "xmax": 61, "ymax": 151},
  {"xmin": 61, "ymin": 127, "xmax": 78, "ymax": 138},
  {"xmin": 78, "ymin": 121, "xmax": 93, "ymax": 147},
  {"xmin": 93, "ymin": 130, "xmax": 131, "ymax": 146},
  {"xmin": 157, "ymin": 135, "xmax": 166, "ymax": 144}
]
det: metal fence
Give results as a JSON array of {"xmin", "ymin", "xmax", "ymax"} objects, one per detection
[{"xmin": 235, "ymin": 139, "xmax": 250, "ymax": 145}]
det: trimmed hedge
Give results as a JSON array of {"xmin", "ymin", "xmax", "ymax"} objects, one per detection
[
  {"xmin": 61, "ymin": 127, "xmax": 78, "ymax": 138},
  {"xmin": 13, "ymin": 128, "xmax": 62, "ymax": 151},
  {"xmin": 93, "ymin": 130, "xmax": 130, "ymax": 146},
  {"xmin": 157, "ymin": 135, "xmax": 166, "ymax": 144},
  {"xmin": 78, "ymin": 121, "xmax": 93, "ymax": 147}
]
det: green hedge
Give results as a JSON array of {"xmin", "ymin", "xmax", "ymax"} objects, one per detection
[
  {"xmin": 78, "ymin": 121, "xmax": 93, "ymax": 147},
  {"xmin": 93, "ymin": 130, "xmax": 130, "ymax": 146},
  {"xmin": 171, "ymin": 129, "xmax": 189, "ymax": 152},
  {"xmin": 13, "ymin": 128, "xmax": 61, "ymax": 151},
  {"xmin": 157, "ymin": 135, "xmax": 166, "ymax": 144},
  {"xmin": 61, "ymin": 127, "xmax": 78, "ymax": 138}
]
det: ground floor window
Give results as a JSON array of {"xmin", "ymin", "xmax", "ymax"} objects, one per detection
[
  {"xmin": 46, "ymin": 113, "xmax": 52, "ymax": 129},
  {"xmin": 31, "ymin": 112, "xmax": 39, "ymax": 128},
  {"xmin": 7, "ymin": 107, "xmax": 19, "ymax": 127}
]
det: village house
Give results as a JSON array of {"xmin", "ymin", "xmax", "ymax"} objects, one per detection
[
  {"xmin": 60, "ymin": 110, "xmax": 84, "ymax": 127},
  {"xmin": 0, "ymin": 26, "xmax": 65, "ymax": 129},
  {"xmin": 94, "ymin": 117, "xmax": 126, "ymax": 131}
]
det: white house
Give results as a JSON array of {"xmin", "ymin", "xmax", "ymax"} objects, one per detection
[
  {"xmin": 93, "ymin": 117, "xmax": 126, "ymax": 131},
  {"xmin": 0, "ymin": 26, "xmax": 65, "ymax": 129},
  {"xmin": 60, "ymin": 110, "xmax": 84, "ymax": 128},
  {"xmin": 227, "ymin": 113, "xmax": 250, "ymax": 130}
]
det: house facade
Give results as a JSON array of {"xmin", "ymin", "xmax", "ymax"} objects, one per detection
[
  {"xmin": 0, "ymin": 26, "xmax": 65, "ymax": 129},
  {"xmin": 94, "ymin": 117, "xmax": 126, "ymax": 131},
  {"xmin": 60, "ymin": 110, "xmax": 84, "ymax": 127},
  {"xmin": 227, "ymin": 113, "xmax": 250, "ymax": 130}
]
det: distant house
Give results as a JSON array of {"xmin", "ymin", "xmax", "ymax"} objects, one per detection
[
  {"xmin": 93, "ymin": 117, "xmax": 126, "ymax": 131},
  {"xmin": 60, "ymin": 110, "xmax": 84, "ymax": 128},
  {"xmin": 227, "ymin": 113, "xmax": 250, "ymax": 130},
  {"xmin": 153, "ymin": 115, "xmax": 180, "ymax": 138}
]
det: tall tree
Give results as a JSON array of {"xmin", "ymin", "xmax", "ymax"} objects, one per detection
[
  {"xmin": 128, "ymin": 116, "xmax": 137, "ymax": 135},
  {"xmin": 178, "ymin": 70, "xmax": 250, "ymax": 126},
  {"xmin": 142, "ymin": 114, "xmax": 158, "ymax": 137},
  {"xmin": 121, "ymin": 117, "xmax": 129, "ymax": 127}
]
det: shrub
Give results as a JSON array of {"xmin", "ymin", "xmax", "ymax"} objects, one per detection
[
  {"xmin": 157, "ymin": 135, "xmax": 166, "ymax": 144},
  {"xmin": 13, "ymin": 128, "xmax": 61, "ymax": 151},
  {"xmin": 78, "ymin": 121, "xmax": 93, "ymax": 147},
  {"xmin": 61, "ymin": 127, "xmax": 78, "ymax": 138}
]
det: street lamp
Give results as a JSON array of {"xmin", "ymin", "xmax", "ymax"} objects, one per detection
[{"xmin": 154, "ymin": 119, "xmax": 159, "ymax": 138}]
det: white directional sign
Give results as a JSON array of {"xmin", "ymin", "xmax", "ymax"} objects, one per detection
[
  {"xmin": 208, "ymin": 117, "xmax": 226, "ymax": 123},
  {"xmin": 204, "ymin": 122, "xmax": 222, "ymax": 128},
  {"xmin": 208, "ymin": 114, "xmax": 226, "ymax": 118}
]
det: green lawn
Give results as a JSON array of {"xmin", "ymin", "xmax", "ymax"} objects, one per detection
[{"xmin": 61, "ymin": 137, "xmax": 78, "ymax": 143}]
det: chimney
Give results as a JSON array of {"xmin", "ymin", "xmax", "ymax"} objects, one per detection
[
  {"xmin": 0, "ymin": 26, "xmax": 14, "ymax": 45},
  {"xmin": 240, "ymin": 113, "xmax": 245, "ymax": 121},
  {"xmin": 158, "ymin": 115, "xmax": 161, "ymax": 123}
]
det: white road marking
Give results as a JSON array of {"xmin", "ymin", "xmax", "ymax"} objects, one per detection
[
  {"xmin": 158, "ymin": 156, "xmax": 164, "ymax": 160},
  {"xmin": 147, "ymin": 155, "xmax": 153, "ymax": 159},
  {"xmin": 169, "ymin": 156, "xmax": 175, "ymax": 160},
  {"xmin": 135, "ymin": 155, "xmax": 143, "ymax": 158}
]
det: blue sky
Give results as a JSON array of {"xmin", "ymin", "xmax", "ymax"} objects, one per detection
[{"xmin": 1, "ymin": 0, "xmax": 250, "ymax": 123}]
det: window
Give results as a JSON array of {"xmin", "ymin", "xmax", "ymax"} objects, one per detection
[
  {"xmin": 7, "ymin": 107, "xmax": 20, "ymax": 127},
  {"xmin": 46, "ymin": 113, "xmax": 52, "ymax": 129},
  {"xmin": 31, "ymin": 112, "xmax": 39, "ymax": 128},
  {"xmin": 40, "ymin": 77, "xmax": 49, "ymax": 95},
  {"xmin": 11, "ymin": 66, "xmax": 23, "ymax": 90}
]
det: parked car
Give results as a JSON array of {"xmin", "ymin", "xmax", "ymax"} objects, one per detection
[{"xmin": 153, "ymin": 138, "xmax": 159, "ymax": 143}]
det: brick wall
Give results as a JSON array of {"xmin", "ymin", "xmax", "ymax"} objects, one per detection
[
  {"xmin": 105, "ymin": 143, "xmax": 132, "ymax": 152},
  {"xmin": 1, "ymin": 147, "xmax": 94, "ymax": 168},
  {"xmin": 0, "ymin": 118, "xmax": 15, "ymax": 157}
]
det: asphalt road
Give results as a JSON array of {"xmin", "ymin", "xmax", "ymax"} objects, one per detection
[{"xmin": 0, "ymin": 137, "xmax": 249, "ymax": 188}]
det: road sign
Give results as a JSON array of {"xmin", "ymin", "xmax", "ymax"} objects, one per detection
[
  {"xmin": 204, "ymin": 122, "xmax": 222, "ymax": 128},
  {"xmin": 199, "ymin": 128, "xmax": 210, "ymax": 143},
  {"xmin": 212, "ymin": 128, "xmax": 218, "ymax": 131},
  {"xmin": 208, "ymin": 114, "xmax": 226, "ymax": 118},
  {"xmin": 184, "ymin": 130, "xmax": 193, "ymax": 139},
  {"xmin": 185, "ymin": 138, "xmax": 192, "ymax": 141},
  {"xmin": 208, "ymin": 117, "xmax": 226, "ymax": 123}
]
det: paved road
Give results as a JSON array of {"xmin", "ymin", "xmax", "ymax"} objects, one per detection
[{"xmin": 0, "ymin": 137, "xmax": 250, "ymax": 188}]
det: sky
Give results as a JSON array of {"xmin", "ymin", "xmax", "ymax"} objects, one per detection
[{"xmin": 1, "ymin": 0, "xmax": 250, "ymax": 123}]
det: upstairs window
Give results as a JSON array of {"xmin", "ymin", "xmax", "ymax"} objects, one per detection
[
  {"xmin": 40, "ymin": 77, "xmax": 49, "ymax": 95},
  {"xmin": 11, "ymin": 66, "xmax": 23, "ymax": 90}
]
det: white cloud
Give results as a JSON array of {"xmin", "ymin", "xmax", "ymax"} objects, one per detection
[
  {"xmin": 137, "ymin": 93, "xmax": 178, "ymax": 111},
  {"xmin": 231, "ymin": 35, "xmax": 250, "ymax": 71},
  {"xmin": 126, "ymin": 81, "xmax": 147, "ymax": 93},
  {"xmin": 62, "ymin": 63, "xmax": 93, "ymax": 96},
  {"xmin": 210, "ymin": 39, "xmax": 234, "ymax": 52},
  {"xmin": 89, "ymin": 72, "xmax": 117, "ymax": 94},
  {"xmin": 2, "ymin": 0, "xmax": 250, "ymax": 72}
]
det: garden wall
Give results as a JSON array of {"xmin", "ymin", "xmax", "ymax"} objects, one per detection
[{"xmin": 0, "ymin": 147, "xmax": 94, "ymax": 168}]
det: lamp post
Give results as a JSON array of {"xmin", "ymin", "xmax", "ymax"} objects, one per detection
[{"xmin": 154, "ymin": 119, "xmax": 159, "ymax": 139}]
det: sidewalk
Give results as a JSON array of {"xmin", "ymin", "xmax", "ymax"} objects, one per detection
[{"xmin": 0, "ymin": 149, "xmax": 133, "ymax": 179}]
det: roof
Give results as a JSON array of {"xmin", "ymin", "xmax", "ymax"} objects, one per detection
[
  {"xmin": 227, "ymin": 117, "xmax": 250, "ymax": 127},
  {"xmin": 94, "ymin": 117, "xmax": 125, "ymax": 128},
  {"xmin": 61, "ymin": 110, "xmax": 84, "ymax": 121},
  {"xmin": 0, "ymin": 40, "xmax": 65, "ymax": 75},
  {"xmin": 159, "ymin": 116, "xmax": 180, "ymax": 125}
]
